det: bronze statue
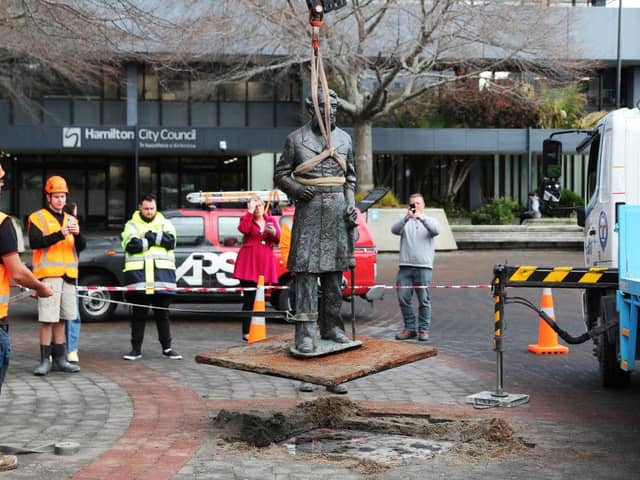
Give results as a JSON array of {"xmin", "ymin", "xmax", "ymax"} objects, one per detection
[{"xmin": 274, "ymin": 89, "xmax": 357, "ymax": 354}]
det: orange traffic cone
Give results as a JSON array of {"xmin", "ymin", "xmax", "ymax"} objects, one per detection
[
  {"xmin": 528, "ymin": 287, "xmax": 569, "ymax": 355},
  {"xmin": 248, "ymin": 275, "xmax": 267, "ymax": 343}
]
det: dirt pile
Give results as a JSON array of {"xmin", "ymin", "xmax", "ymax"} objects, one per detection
[{"xmin": 212, "ymin": 397, "xmax": 530, "ymax": 463}]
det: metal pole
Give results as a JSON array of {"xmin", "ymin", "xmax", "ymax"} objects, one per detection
[
  {"xmin": 350, "ymin": 266, "xmax": 356, "ymax": 340},
  {"xmin": 492, "ymin": 265, "xmax": 507, "ymax": 397},
  {"xmin": 527, "ymin": 127, "xmax": 532, "ymax": 194},
  {"xmin": 616, "ymin": 0, "xmax": 623, "ymax": 109}
]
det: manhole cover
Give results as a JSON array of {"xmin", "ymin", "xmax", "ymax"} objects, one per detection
[{"xmin": 282, "ymin": 428, "xmax": 452, "ymax": 465}]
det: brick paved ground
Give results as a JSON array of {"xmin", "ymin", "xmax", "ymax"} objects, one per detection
[{"xmin": 1, "ymin": 249, "xmax": 640, "ymax": 479}]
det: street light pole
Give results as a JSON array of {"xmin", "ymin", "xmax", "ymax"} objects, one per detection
[{"xmin": 616, "ymin": 0, "xmax": 622, "ymax": 109}]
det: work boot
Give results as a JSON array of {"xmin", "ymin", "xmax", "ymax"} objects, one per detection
[
  {"xmin": 33, "ymin": 345, "xmax": 52, "ymax": 376},
  {"xmin": 51, "ymin": 344, "xmax": 80, "ymax": 373}
]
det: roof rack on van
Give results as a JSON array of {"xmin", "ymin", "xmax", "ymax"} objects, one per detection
[{"xmin": 186, "ymin": 190, "xmax": 290, "ymax": 206}]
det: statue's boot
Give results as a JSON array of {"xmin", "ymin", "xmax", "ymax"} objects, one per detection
[
  {"xmin": 326, "ymin": 384, "xmax": 348, "ymax": 394},
  {"xmin": 294, "ymin": 313, "xmax": 318, "ymax": 353},
  {"xmin": 321, "ymin": 326, "xmax": 350, "ymax": 344}
]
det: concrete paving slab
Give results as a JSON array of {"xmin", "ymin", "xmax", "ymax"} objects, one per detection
[{"xmin": 195, "ymin": 333, "xmax": 437, "ymax": 386}]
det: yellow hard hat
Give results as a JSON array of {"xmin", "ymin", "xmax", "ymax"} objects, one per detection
[{"xmin": 45, "ymin": 175, "xmax": 69, "ymax": 194}]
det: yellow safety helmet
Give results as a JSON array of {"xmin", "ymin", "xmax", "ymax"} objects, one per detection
[{"xmin": 45, "ymin": 175, "xmax": 69, "ymax": 194}]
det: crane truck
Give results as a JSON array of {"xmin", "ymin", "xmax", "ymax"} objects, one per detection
[{"xmin": 541, "ymin": 105, "xmax": 640, "ymax": 387}]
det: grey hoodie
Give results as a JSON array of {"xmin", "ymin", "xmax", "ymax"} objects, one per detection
[{"xmin": 391, "ymin": 214, "xmax": 440, "ymax": 268}]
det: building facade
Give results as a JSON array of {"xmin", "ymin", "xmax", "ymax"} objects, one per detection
[{"xmin": 1, "ymin": 5, "xmax": 639, "ymax": 229}]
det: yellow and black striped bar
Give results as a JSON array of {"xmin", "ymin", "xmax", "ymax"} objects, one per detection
[{"xmin": 500, "ymin": 265, "xmax": 619, "ymax": 289}]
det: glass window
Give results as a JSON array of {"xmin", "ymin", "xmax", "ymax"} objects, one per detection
[
  {"xmin": 170, "ymin": 215, "xmax": 205, "ymax": 246},
  {"xmin": 142, "ymin": 65, "xmax": 159, "ymax": 100},
  {"xmin": 160, "ymin": 79, "xmax": 189, "ymax": 101},
  {"xmin": 585, "ymin": 133, "xmax": 600, "ymax": 203},
  {"xmin": 247, "ymin": 81, "xmax": 273, "ymax": 102},
  {"xmin": 220, "ymin": 82, "xmax": 246, "ymax": 102},
  {"xmin": 190, "ymin": 80, "xmax": 218, "ymax": 101},
  {"xmin": 217, "ymin": 216, "xmax": 243, "ymax": 247},
  {"xmin": 104, "ymin": 74, "xmax": 123, "ymax": 100}
]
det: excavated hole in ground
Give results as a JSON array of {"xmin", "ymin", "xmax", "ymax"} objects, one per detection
[{"xmin": 212, "ymin": 397, "xmax": 533, "ymax": 472}]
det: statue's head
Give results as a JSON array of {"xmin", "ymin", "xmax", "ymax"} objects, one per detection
[{"xmin": 305, "ymin": 88, "xmax": 339, "ymax": 131}]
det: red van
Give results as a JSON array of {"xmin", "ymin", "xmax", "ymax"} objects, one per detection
[{"xmin": 78, "ymin": 199, "xmax": 380, "ymax": 322}]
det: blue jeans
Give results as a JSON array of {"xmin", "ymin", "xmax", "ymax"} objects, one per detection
[
  {"xmin": 0, "ymin": 325, "xmax": 11, "ymax": 396},
  {"xmin": 66, "ymin": 292, "xmax": 81, "ymax": 352},
  {"xmin": 66, "ymin": 316, "xmax": 81, "ymax": 352},
  {"xmin": 396, "ymin": 266, "xmax": 433, "ymax": 333}
]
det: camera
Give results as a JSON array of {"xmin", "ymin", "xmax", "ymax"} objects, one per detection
[{"xmin": 409, "ymin": 203, "xmax": 416, "ymax": 214}]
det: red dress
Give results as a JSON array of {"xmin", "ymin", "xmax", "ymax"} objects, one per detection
[{"xmin": 232, "ymin": 212, "xmax": 281, "ymax": 284}]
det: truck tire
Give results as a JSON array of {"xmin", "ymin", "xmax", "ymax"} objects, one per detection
[
  {"xmin": 598, "ymin": 297, "xmax": 631, "ymax": 388},
  {"xmin": 78, "ymin": 274, "xmax": 117, "ymax": 322}
]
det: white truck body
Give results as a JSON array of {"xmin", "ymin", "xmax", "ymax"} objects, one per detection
[{"xmin": 583, "ymin": 108, "xmax": 640, "ymax": 268}]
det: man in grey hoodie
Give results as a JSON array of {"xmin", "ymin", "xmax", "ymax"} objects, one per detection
[{"xmin": 391, "ymin": 193, "xmax": 440, "ymax": 342}]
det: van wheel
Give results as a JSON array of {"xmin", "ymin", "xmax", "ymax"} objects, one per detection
[{"xmin": 78, "ymin": 274, "xmax": 117, "ymax": 322}]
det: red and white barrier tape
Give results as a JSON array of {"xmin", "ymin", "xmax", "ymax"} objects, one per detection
[{"xmin": 75, "ymin": 284, "xmax": 491, "ymax": 293}]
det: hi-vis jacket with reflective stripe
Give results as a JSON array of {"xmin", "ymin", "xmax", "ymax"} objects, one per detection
[
  {"xmin": 0, "ymin": 212, "xmax": 10, "ymax": 319},
  {"xmin": 28, "ymin": 209, "xmax": 78, "ymax": 280},
  {"xmin": 121, "ymin": 211, "xmax": 176, "ymax": 295}
]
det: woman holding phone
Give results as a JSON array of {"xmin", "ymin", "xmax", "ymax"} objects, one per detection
[{"xmin": 233, "ymin": 195, "xmax": 281, "ymax": 341}]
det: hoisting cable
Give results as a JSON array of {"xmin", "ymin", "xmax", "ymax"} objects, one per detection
[{"xmin": 292, "ymin": 0, "xmax": 347, "ymax": 187}]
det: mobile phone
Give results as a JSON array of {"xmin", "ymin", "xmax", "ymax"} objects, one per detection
[{"xmin": 409, "ymin": 203, "xmax": 416, "ymax": 214}]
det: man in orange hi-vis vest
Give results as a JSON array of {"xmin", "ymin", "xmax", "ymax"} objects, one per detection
[
  {"xmin": 0, "ymin": 163, "xmax": 53, "ymax": 472},
  {"xmin": 28, "ymin": 176, "xmax": 86, "ymax": 376}
]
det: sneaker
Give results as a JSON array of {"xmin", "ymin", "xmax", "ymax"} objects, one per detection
[
  {"xmin": 418, "ymin": 331, "xmax": 430, "ymax": 342},
  {"xmin": 0, "ymin": 454, "xmax": 18, "ymax": 472},
  {"xmin": 123, "ymin": 350, "xmax": 142, "ymax": 361},
  {"xmin": 67, "ymin": 351, "xmax": 79, "ymax": 363},
  {"xmin": 242, "ymin": 334, "xmax": 249, "ymax": 342},
  {"xmin": 395, "ymin": 329, "xmax": 417, "ymax": 340},
  {"xmin": 162, "ymin": 348, "xmax": 183, "ymax": 360}
]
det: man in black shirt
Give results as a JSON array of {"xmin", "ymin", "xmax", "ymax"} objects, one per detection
[{"xmin": 0, "ymin": 163, "xmax": 53, "ymax": 472}]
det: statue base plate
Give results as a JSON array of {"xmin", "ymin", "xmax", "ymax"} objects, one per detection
[{"xmin": 289, "ymin": 338, "xmax": 363, "ymax": 358}]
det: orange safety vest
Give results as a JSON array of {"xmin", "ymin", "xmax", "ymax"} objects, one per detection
[
  {"xmin": 29, "ymin": 209, "xmax": 78, "ymax": 280},
  {"xmin": 0, "ymin": 212, "xmax": 9, "ymax": 319}
]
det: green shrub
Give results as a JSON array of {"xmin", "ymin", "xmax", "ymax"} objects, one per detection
[
  {"xmin": 471, "ymin": 197, "xmax": 518, "ymax": 225},
  {"xmin": 545, "ymin": 189, "xmax": 584, "ymax": 218}
]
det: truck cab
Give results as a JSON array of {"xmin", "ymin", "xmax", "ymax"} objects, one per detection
[
  {"xmin": 581, "ymin": 108, "xmax": 640, "ymax": 268},
  {"xmin": 543, "ymin": 106, "xmax": 640, "ymax": 387}
]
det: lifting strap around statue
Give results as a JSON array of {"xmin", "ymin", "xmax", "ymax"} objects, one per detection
[{"xmin": 292, "ymin": 50, "xmax": 346, "ymax": 186}]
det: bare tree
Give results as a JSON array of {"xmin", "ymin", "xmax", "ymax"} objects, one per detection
[
  {"xmin": 0, "ymin": 1, "xmax": 178, "ymax": 104},
  {"xmin": 1, "ymin": 1, "xmax": 587, "ymax": 196},
  {"xmin": 181, "ymin": 0, "xmax": 585, "ymax": 193}
]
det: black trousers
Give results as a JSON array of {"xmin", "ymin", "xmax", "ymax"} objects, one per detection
[
  {"xmin": 239, "ymin": 280, "xmax": 257, "ymax": 335},
  {"xmin": 129, "ymin": 294, "xmax": 173, "ymax": 351}
]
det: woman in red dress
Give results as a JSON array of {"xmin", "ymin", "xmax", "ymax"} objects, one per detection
[{"xmin": 233, "ymin": 195, "xmax": 281, "ymax": 341}]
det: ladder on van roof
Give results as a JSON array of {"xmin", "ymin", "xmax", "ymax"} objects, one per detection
[{"xmin": 186, "ymin": 190, "xmax": 290, "ymax": 206}]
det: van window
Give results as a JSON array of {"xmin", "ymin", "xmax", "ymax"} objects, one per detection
[
  {"xmin": 171, "ymin": 215, "xmax": 205, "ymax": 246},
  {"xmin": 218, "ymin": 216, "xmax": 243, "ymax": 247}
]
